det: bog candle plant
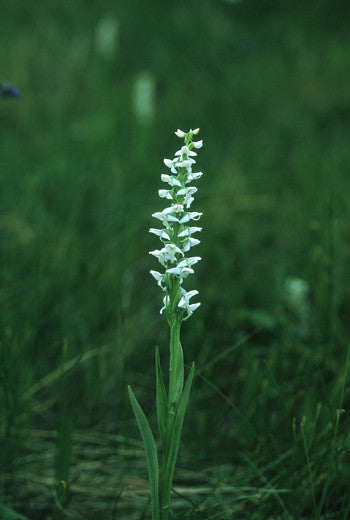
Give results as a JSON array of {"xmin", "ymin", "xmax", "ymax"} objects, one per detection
[{"xmin": 128, "ymin": 128, "xmax": 203, "ymax": 520}]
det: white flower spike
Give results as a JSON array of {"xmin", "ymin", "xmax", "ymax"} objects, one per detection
[{"xmin": 149, "ymin": 128, "xmax": 203, "ymax": 320}]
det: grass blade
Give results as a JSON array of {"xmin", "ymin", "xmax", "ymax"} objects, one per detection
[
  {"xmin": 318, "ymin": 343, "xmax": 350, "ymax": 517},
  {"xmin": 300, "ymin": 419, "xmax": 317, "ymax": 517}
]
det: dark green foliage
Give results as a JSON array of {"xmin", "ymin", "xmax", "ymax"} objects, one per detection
[{"xmin": 1, "ymin": 0, "xmax": 350, "ymax": 518}]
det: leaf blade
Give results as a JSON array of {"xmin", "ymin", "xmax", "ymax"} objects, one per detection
[{"xmin": 128, "ymin": 386, "xmax": 160, "ymax": 520}]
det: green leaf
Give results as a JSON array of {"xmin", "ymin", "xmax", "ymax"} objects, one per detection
[
  {"xmin": 128, "ymin": 386, "xmax": 160, "ymax": 520},
  {"xmin": 155, "ymin": 347, "xmax": 168, "ymax": 446},
  {"xmin": 161, "ymin": 363, "xmax": 195, "ymax": 513}
]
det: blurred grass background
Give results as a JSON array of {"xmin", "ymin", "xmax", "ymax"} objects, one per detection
[{"xmin": 1, "ymin": 0, "xmax": 350, "ymax": 518}]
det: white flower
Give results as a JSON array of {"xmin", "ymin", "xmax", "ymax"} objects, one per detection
[
  {"xmin": 187, "ymin": 211, "xmax": 202, "ymax": 221},
  {"xmin": 165, "ymin": 204, "xmax": 184, "ymax": 214},
  {"xmin": 176, "ymin": 159, "xmax": 196, "ymax": 172},
  {"xmin": 178, "ymin": 289, "xmax": 201, "ymax": 318},
  {"xmin": 186, "ymin": 196, "xmax": 194, "ymax": 208},
  {"xmin": 192, "ymin": 128, "xmax": 200, "ymax": 135},
  {"xmin": 166, "ymin": 266, "xmax": 194, "ymax": 279},
  {"xmin": 177, "ymin": 256, "xmax": 201, "ymax": 267},
  {"xmin": 178, "ymin": 289, "xmax": 199, "ymax": 304},
  {"xmin": 182, "ymin": 237, "xmax": 201, "ymax": 252},
  {"xmin": 149, "ymin": 228, "xmax": 171, "ymax": 240},
  {"xmin": 186, "ymin": 172, "xmax": 203, "ymax": 183},
  {"xmin": 175, "ymin": 146, "xmax": 197, "ymax": 158},
  {"xmin": 158, "ymin": 189, "xmax": 173, "ymax": 200},
  {"xmin": 149, "ymin": 243, "xmax": 184, "ymax": 265},
  {"xmin": 152, "ymin": 205, "xmax": 185, "ymax": 225},
  {"xmin": 161, "ymin": 174, "xmax": 182, "ymax": 187},
  {"xmin": 177, "ymin": 187, "xmax": 194, "ymax": 196},
  {"xmin": 192, "ymin": 140, "xmax": 203, "ymax": 149},
  {"xmin": 152, "ymin": 211, "xmax": 173, "ymax": 226},
  {"xmin": 177, "ymin": 186, "xmax": 198, "ymax": 208},
  {"xmin": 149, "ymin": 248, "xmax": 168, "ymax": 266},
  {"xmin": 163, "ymin": 158, "xmax": 177, "ymax": 174},
  {"xmin": 178, "ymin": 211, "xmax": 202, "ymax": 223},
  {"xmin": 175, "ymin": 145, "xmax": 189, "ymax": 156},
  {"xmin": 175, "ymin": 129, "xmax": 186, "ymax": 137},
  {"xmin": 177, "ymin": 227, "xmax": 202, "ymax": 237},
  {"xmin": 150, "ymin": 270, "xmax": 166, "ymax": 290},
  {"xmin": 163, "ymin": 243, "xmax": 184, "ymax": 262}
]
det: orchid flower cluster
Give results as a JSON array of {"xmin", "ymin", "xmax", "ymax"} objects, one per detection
[{"xmin": 149, "ymin": 128, "xmax": 203, "ymax": 322}]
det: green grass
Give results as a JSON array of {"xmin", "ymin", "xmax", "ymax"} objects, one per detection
[{"xmin": 1, "ymin": 1, "xmax": 350, "ymax": 518}]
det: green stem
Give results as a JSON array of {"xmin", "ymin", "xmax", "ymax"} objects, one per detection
[
  {"xmin": 160, "ymin": 450, "xmax": 169, "ymax": 520},
  {"xmin": 168, "ymin": 321, "xmax": 184, "ymax": 411},
  {"xmin": 158, "ymin": 320, "xmax": 184, "ymax": 520}
]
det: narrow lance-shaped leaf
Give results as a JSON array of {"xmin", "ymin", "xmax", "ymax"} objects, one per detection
[{"xmin": 128, "ymin": 386, "xmax": 160, "ymax": 520}]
